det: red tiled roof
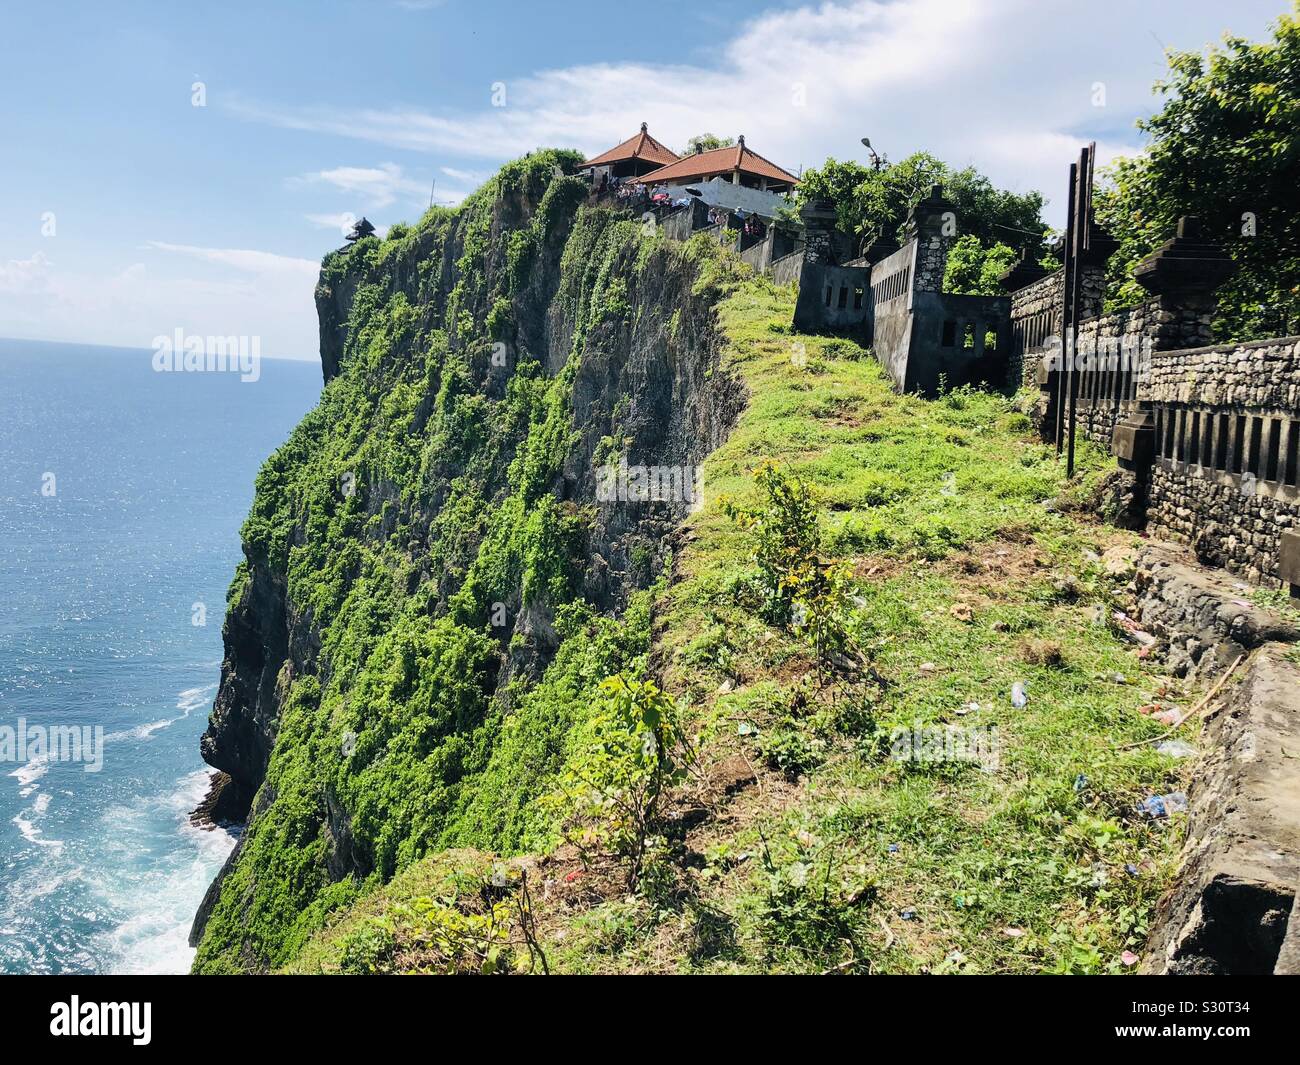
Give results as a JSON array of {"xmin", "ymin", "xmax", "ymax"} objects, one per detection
[
  {"xmin": 633, "ymin": 140, "xmax": 799, "ymax": 186},
  {"xmin": 581, "ymin": 124, "xmax": 680, "ymax": 169}
]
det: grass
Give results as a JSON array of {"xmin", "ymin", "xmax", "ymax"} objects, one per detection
[{"xmin": 290, "ymin": 271, "xmax": 1201, "ymax": 975}]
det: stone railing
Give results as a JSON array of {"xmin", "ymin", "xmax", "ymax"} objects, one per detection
[{"xmin": 1144, "ymin": 336, "xmax": 1300, "ymax": 585}]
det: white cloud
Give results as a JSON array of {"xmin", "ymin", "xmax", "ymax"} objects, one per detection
[
  {"xmin": 440, "ymin": 165, "xmax": 487, "ymax": 185},
  {"xmin": 0, "ymin": 251, "xmax": 55, "ymax": 295},
  {"xmin": 291, "ymin": 162, "xmax": 428, "ymax": 209},
  {"xmin": 144, "ymin": 241, "xmax": 319, "ymax": 277},
  {"xmin": 0, "ymin": 243, "xmax": 322, "ymax": 359},
  {"xmin": 230, "ymin": 0, "xmax": 1282, "ymax": 226}
]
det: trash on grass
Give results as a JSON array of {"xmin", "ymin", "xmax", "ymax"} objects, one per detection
[{"xmin": 1139, "ymin": 791, "xmax": 1188, "ymax": 819}]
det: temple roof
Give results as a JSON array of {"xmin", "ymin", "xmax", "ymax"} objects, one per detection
[
  {"xmin": 634, "ymin": 137, "xmax": 799, "ymax": 187},
  {"xmin": 581, "ymin": 123, "xmax": 680, "ymax": 169}
]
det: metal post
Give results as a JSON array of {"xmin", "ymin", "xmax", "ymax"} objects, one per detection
[{"xmin": 1056, "ymin": 163, "xmax": 1077, "ymax": 456}]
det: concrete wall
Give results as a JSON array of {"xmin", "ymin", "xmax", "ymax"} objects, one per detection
[
  {"xmin": 770, "ymin": 250, "xmax": 804, "ymax": 287},
  {"xmin": 867, "ymin": 241, "xmax": 1010, "ymax": 394},
  {"xmin": 793, "ymin": 263, "xmax": 872, "ymax": 337},
  {"xmin": 739, "ymin": 225, "xmax": 802, "ymax": 274},
  {"xmin": 658, "ymin": 204, "xmax": 697, "ymax": 242},
  {"xmin": 869, "ymin": 243, "xmax": 917, "ymax": 388},
  {"xmin": 908, "ymin": 292, "xmax": 1012, "ymax": 395}
]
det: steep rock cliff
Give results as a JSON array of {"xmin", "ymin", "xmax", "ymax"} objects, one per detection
[{"xmin": 190, "ymin": 152, "xmax": 746, "ymax": 971}]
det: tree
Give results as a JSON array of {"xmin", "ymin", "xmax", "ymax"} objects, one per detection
[
  {"xmin": 683, "ymin": 133, "xmax": 735, "ymax": 155},
  {"xmin": 797, "ymin": 151, "xmax": 1049, "ymax": 260},
  {"xmin": 944, "ymin": 235, "xmax": 1019, "ymax": 295},
  {"xmin": 1094, "ymin": 5, "xmax": 1300, "ymax": 339}
]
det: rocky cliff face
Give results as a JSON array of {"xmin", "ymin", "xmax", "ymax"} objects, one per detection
[{"xmin": 189, "ymin": 152, "xmax": 746, "ymax": 971}]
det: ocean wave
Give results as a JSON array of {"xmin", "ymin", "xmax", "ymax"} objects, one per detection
[
  {"xmin": 9, "ymin": 755, "xmax": 49, "ymax": 789},
  {"xmin": 95, "ymin": 768, "xmax": 236, "ymax": 975},
  {"xmin": 104, "ymin": 719, "xmax": 173, "ymax": 743},
  {"xmin": 176, "ymin": 683, "xmax": 216, "ymax": 715},
  {"xmin": 102, "ymin": 683, "xmax": 218, "ymax": 743},
  {"xmin": 11, "ymin": 813, "xmax": 63, "ymax": 850}
]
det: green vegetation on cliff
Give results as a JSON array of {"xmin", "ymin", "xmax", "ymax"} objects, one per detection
[
  {"xmin": 198, "ymin": 153, "xmax": 1193, "ymax": 976},
  {"xmin": 194, "ymin": 151, "xmax": 744, "ymax": 972}
]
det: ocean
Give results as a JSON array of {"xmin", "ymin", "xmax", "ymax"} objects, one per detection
[{"xmin": 0, "ymin": 338, "xmax": 320, "ymax": 973}]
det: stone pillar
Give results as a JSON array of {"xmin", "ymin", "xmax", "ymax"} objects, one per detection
[
  {"xmin": 800, "ymin": 198, "xmax": 839, "ymax": 266},
  {"xmin": 998, "ymin": 246, "xmax": 1048, "ymax": 293},
  {"xmin": 903, "ymin": 184, "xmax": 956, "ymax": 293},
  {"xmin": 864, "ymin": 233, "xmax": 899, "ymax": 265},
  {"xmin": 1131, "ymin": 216, "xmax": 1234, "ymax": 350},
  {"xmin": 1111, "ymin": 216, "xmax": 1234, "ymax": 527}
]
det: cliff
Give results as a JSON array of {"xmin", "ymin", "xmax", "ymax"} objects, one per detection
[
  {"xmin": 191, "ymin": 152, "xmax": 1206, "ymax": 976},
  {"xmin": 189, "ymin": 152, "xmax": 746, "ymax": 971}
]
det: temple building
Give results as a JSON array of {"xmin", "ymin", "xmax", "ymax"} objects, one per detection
[
  {"xmin": 633, "ymin": 135, "xmax": 799, "ymax": 220},
  {"xmin": 580, "ymin": 122, "xmax": 680, "ymax": 181}
]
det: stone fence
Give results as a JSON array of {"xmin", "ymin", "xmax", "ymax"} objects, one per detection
[
  {"xmin": 1004, "ymin": 216, "xmax": 1300, "ymax": 591},
  {"xmin": 1145, "ymin": 336, "xmax": 1300, "ymax": 585}
]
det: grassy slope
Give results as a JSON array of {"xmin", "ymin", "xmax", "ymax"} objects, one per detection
[{"xmin": 287, "ymin": 267, "xmax": 1197, "ymax": 976}]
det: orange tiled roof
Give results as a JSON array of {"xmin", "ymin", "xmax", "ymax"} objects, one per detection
[
  {"xmin": 633, "ymin": 139, "xmax": 799, "ymax": 186},
  {"xmin": 581, "ymin": 123, "xmax": 680, "ymax": 169}
]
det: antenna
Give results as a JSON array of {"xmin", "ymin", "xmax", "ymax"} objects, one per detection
[{"xmin": 429, "ymin": 179, "xmax": 436, "ymax": 209}]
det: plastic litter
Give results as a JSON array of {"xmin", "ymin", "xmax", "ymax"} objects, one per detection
[
  {"xmin": 1073, "ymin": 773, "xmax": 1089, "ymax": 792},
  {"xmin": 1011, "ymin": 681, "xmax": 1028, "ymax": 708},
  {"xmin": 957, "ymin": 701, "xmax": 980, "ymax": 716},
  {"xmin": 1139, "ymin": 791, "xmax": 1188, "ymax": 819},
  {"xmin": 1155, "ymin": 739, "xmax": 1196, "ymax": 759},
  {"xmin": 1124, "ymin": 863, "xmax": 1139, "ymax": 877},
  {"xmin": 887, "ymin": 843, "xmax": 900, "ymax": 853},
  {"xmin": 900, "ymin": 908, "xmax": 917, "ymax": 921},
  {"xmin": 1121, "ymin": 950, "xmax": 1140, "ymax": 967}
]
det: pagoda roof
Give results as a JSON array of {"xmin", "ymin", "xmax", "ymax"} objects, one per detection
[
  {"xmin": 634, "ymin": 138, "xmax": 799, "ymax": 187},
  {"xmin": 581, "ymin": 123, "xmax": 680, "ymax": 169}
]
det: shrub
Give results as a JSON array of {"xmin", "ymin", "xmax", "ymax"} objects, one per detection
[
  {"xmin": 545, "ymin": 676, "xmax": 693, "ymax": 889},
  {"xmin": 723, "ymin": 461, "xmax": 855, "ymax": 680}
]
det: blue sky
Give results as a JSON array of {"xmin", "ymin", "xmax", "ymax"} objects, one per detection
[{"xmin": 0, "ymin": 0, "xmax": 1288, "ymax": 359}]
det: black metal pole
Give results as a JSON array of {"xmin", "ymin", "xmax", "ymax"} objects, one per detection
[
  {"xmin": 1066, "ymin": 146, "xmax": 1090, "ymax": 478},
  {"xmin": 1056, "ymin": 163, "xmax": 1077, "ymax": 456}
]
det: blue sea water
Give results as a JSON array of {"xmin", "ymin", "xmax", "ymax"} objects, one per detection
[{"xmin": 0, "ymin": 338, "xmax": 320, "ymax": 973}]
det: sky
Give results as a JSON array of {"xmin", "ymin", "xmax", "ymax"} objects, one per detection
[{"xmin": 0, "ymin": 0, "xmax": 1289, "ymax": 360}]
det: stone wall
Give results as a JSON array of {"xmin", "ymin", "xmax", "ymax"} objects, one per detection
[
  {"xmin": 1010, "ymin": 269, "xmax": 1063, "ymax": 388},
  {"xmin": 1143, "ymin": 337, "xmax": 1300, "ymax": 585}
]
